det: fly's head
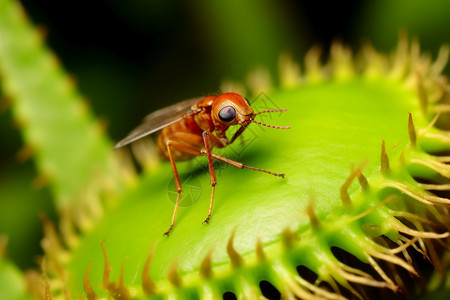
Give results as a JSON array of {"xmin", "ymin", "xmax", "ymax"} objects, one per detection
[
  {"xmin": 211, "ymin": 93, "xmax": 255, "ymax": 127},
  {"xmin": 212, "ymin": 93, "xmax": 291, "ymax": 130}
]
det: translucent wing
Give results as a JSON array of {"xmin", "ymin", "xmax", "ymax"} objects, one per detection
[{"xmin": 114, "ymin": 97, "xmax": 202, "ymax": 149}]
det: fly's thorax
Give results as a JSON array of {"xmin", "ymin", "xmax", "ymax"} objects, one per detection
[{"xmin": 193, "ymin": 107, "xmax": 215, "ymax": 133}]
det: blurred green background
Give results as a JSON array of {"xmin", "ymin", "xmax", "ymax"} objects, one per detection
[{"xmin": 0, "ymin": 0, "xmax": 449, "ymax": 273}]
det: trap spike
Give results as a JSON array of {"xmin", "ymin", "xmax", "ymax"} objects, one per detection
[
  {"xmin": 365, "ymin": 256, "xmax": 397, "ymax": 292},
  {"xmin": 305, "ymin": 199, "xmax": 320, "ymax": 229},
  {"xmin": 142, "ymin": 246, "xmax": 156, "ymax": 296},
  {"xmin": 15, "ymin": 144, "xmax": 35, "ymax": 163},
  {"xmin": 367, "ymin": 246, "xmax": 418, "ymax": 277},
  {"xmin": 431, "ymin": 44, "xmax": 449, "ymax": 76},
  {"xmin": 40, "ymin": 213, "xmax": 69, "ymax": 265},
  {"xmin": 278, "ymin": 52, "xmax": 301, "ymax": 88},
  {"xmin": 246, "ymin": 67, "xmax": 272, "ymax": 94},
  {"xmin": 100, "ymin": 240, "xmax": 111, "ymax": 290},
  {"xmin": 44, "ymin": 276, "xmax": 52, "ymax": 300},
  {"xmin": 389, "ymin": 30, "xmax": 408, "ymax": 80},
  {"xmin": 391, "ymin": 222, "xmax": 449, "ymax": 240},
  {"xmin": 381, "ymin": 140, "xmax": 390, "ymax": 173},
  {"xmin": 357, "ymin": 172, "xmax": 369, "ymax": 190},
  {"xmin": 340, "ymin": 160, "xmax": 368, "ymax": 207},
  {"xmin": 294, "ymin": 275, "xmax": 347, "ymax": 300},
  {"xmin": 98, "ymin": 242, "xmax": 131, "ymax": 299},
  {"xmin": 416, "ymin": 71, "xmax": 428, "ymax": 115},
  {"xmin": 227, "ymin": 229, "xmax": 243, "ymax": 268},
  {"xmin": 36, "ymin": 26, "xmax": 48, "ymax": 45},
  {"xmin": 410, "ymin": 158, "xmax": 450, "ymax": 179},
  {"xmin": 199, "ymin": 247, "xmax": 215, "ymax": 278},
  {"xmin": 255, "ymin": 238, "xmax": 266, "ymax": 262},
  {"xmin": 59, "ymin": 209, "xmax": 79, "ymax": 250},
  {"xmin": 330, "ymin": 39, "xmax": 354, "ymax": 80},
  {"xmin": 273, "ymin": 263, "xmax": 319, "ymax": 299},
  {"xmin": 0, "ymin": 236, "xmax": 7, "ymax": 258},
  {"xmin": 423, "ymin": 238, "xmax": 443, "ymax": 274},
  {"xmin": 0, "ymin": 95, "xmax": 13, "ymax": 113},
  {"xmin": 362, "ymin": 42, "xmax": 387, "ymax": 78},
  {"xmin": 408, "ymin": 113, "xmax": 417, "ymax": 147},
  {"xmin": 282, "ymin": 227, "xmax": 298, "ymax": 249},
  {"xmin": 347, "ymin": 195, "xmax": 398, "ymax": 223},
  {"xmin": 114, "ymin": 259, "xmax": 130, "ymax": 299},
  {"xmin": 83, "ymin": 261, "xmax": 98, "ymax": 300},
  {"xmin": 167, "ymin": 260, "xmax": 182, "ymax": 287},
  {"xmin": 424, "ymin": 112, "xmax": 441, "ymax": 132},
  {"xmin": 305, "ymin": 45, "xmax": 323, "ymax": 83},
  {"xmin": 33, "ymin": 173, "xmax": 51, "ymax": 190}
]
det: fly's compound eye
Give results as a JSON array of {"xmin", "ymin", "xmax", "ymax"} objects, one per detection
[{"xmin": 218, "ymin": 106, "xmax": 236, "ymax": 122}]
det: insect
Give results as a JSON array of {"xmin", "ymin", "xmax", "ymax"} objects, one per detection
[{"xmin": 114, "ymin": 92, "xmax": 290, "ymax": 236}]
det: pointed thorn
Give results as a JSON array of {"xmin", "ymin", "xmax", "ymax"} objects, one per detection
[
  {"xmin": 36, "ymin": 25, "xmax": 48, "ymax": 41},
  {"xmin": 15, "ymin": 145, "xmax": 35, "ymax": 163},
  {"xmin": 167, "ymin": 260, "xmax": 182, "ymax": 287},
  {"xmin": 115, "ymin": 259, "xmax": 130, "ymax": 299},
  {"xmin": 39, "ymin": 213, "xmax": 67, "ymax": 263},
  {"xmin": 358, "ymin": 172, "xmax": 369, "ymax": 190},
  {"xmin": 33, "ymin": 173, "xmax": 51, "ymax": 190},
  {"xmin": 0, "ymin": 95, "xmax": 13, "ymax": 113},
  {"xmin": 282, "ymin": 227, "xmax": 298, "ymax": 249},
  {"xmin": 227, "ymin": 229, "xmax": 243, "ymax": 268},
  {"xmin": 278, "ymin": 52, "xmax": 301, "ymax": 88},
  {"xmin": 142, "ymin": 246, "xmax": 156, "ymax": 296},
  {"xmin": 99, "ymin": 241, "xmax": 131, "ymax": 299},
  {"xmin": 0, "ymin": 235, "xmax": 8, "ymax": 258},
  {"xmin": 381, "ymin": 140, "xmax": 390, "ymax": 173},
  {"xmin": 408, "ymin": 113, "xmax": 416, "ymax": 147},
  {"xmin": 199, "ymin": 247, "xmax": 215, "ymax": 278},
  {"xmin": 100, "ymin": 240, "xmax": 111, "ymax": 290},
  {"xmin": 341, "ymin": 160, "xmax": 368, "ymax": 206},
  {"xmin": 59, "ymin": 209, "xmax": 79, "ymax": 249},
  {"xmin": 305, "ymin": 197, "xmax": 320, "ymax": 229},
  {"xmin": 44, "ymin": 276, "xmax": 52, "ymax": 300},
  {"xmin": 256, "ymin": 238, "xmax": 266, "ymax": 262},
  {"xmin": 416, "ymin": 72, "xmax": 428, "ymax": 115},
  {"xmin": 83, "ymin": 261, "xmax": 99, "ymax": 300}
]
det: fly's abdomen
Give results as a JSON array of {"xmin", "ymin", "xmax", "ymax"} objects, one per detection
[{"xmin": 157, "ymin": 116, "xmax": 204, "ymax": 161}]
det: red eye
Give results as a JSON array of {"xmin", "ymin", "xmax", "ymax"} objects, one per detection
[{"xmin": 218, "ymin": 106, "xmax": 236, "ymax": 122}]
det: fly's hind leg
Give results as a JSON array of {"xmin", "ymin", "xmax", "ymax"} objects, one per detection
[{"xmin": 163, "ymin": 139, "xmax": 202, "ymax": 236}]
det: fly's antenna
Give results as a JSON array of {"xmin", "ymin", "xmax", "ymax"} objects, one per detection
[
  {"xmin": 251, "ymin": 108, "xmax": 290, "ymax": 129},
  {"xmin": 255, "ymin": 108, "xmax": 288, "ymax": 115},
  {"xmin": 250, "ymin": 120, "xmax": 291, "ymax": 129}
]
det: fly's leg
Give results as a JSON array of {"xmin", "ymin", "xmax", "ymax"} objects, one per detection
[
  {"xmin": 163, "ymin": 139, "xmax": 201, "ymax": 236},
  {"xmin": 164, "ymin": 140, "xmax": 181, "ymax": 236},
  {"xmin": 209, "ymin": 153, "xmax": 285, "ymax": 178},
  {"xmin": 201, "ymin": 131, "xmax": 217, "ymax": 224},
  {"xmin": 164, "ymin": 131, "xmax": 284, "ymax": 235},
  {"xmin": 200, "ymin": 131, "xmax": 285, "ymax": 225},
  {"xmin": 201, "ymin": 131, "xmax": 285, "ymax": 177}
]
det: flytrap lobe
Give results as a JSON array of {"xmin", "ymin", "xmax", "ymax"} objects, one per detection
[
  {"xmin": 1, "ymin": 0, "xmax": 450, "ymax": 298},
  {"xmin": 56, "ymin": 38, "xmax": 450, "ymax": 299}
]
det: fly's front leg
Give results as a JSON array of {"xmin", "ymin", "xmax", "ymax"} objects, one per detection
[
  {"xmin": 201, "ymin": 131, "xmax": 217, "ymax": 224},
  {"xmin": 164, "ymin": 139, "xmax": 201, "ymax": 236},
  {"xmin": 201, "ymin": 132, "xmax": 285, "ymax": 177}
]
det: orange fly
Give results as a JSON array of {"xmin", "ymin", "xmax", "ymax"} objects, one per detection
[{"xmin": 114, "ymin": 92, "xmax": 290, "ymax": 236}]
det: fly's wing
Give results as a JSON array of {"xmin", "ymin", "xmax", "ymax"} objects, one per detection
[{"xmin": 114, "ymin": 97, "xmax": 202, "ymax": 149}]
